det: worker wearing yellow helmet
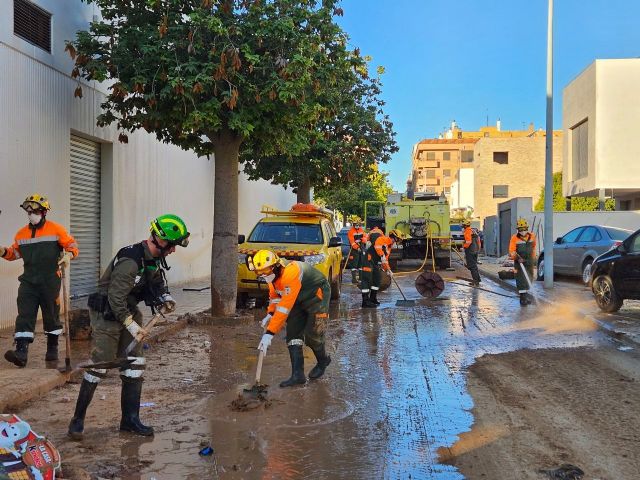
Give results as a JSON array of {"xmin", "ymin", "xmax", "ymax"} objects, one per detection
[
  {"xmin": 462, "ymin": 219, "xmax": 482, "ymax": 286},
  {"xmin": 347, "ymin": 218, "xmax": 367, "ymax": 285},
  {"xmin": 249, "ymin": 249, "xmax": 332, "ymax": 388},
  {"xmin": 1, "ymin": 194, "xmax": 79, "ymax": 367},
  {"xmin": 509, "ymin": 218, "xmax": 537, "ymax": 306}
]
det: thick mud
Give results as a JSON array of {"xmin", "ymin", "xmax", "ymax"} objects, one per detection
[{"xmin": 9, "ymin": 272, "xmax": 633, "ymax": 479}]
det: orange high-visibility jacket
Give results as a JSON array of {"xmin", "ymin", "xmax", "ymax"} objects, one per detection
[
  {"xmin": 1, "ymin": 220, "xmax": 79, "ymax": 280},
  {"xmin": 347, "ymin": 226, "xmax": 367, "ymax": 250},
  {"xmin": 463, "ymin": 226, "xmax": 481, "ymax": 249},
  {"xmin": 265, "ymin": 261, "xmax": 327, "ymax": 334},
  {"xmin": 509, "ymin": 232, "xmax": 536, "ymax": 259}
]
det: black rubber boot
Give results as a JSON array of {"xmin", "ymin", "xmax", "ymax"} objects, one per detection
[
  {"xmin": 4, "ymin": 339, "xmax": 30, "ymax": 367},
  {"xmin": 519, "ymin": 293, "xmax": 528, "ymax": 306},
  {"xmin": 369, "ymin": 290, "xmax": 380, "ymax": 305},
  {"xmin": 119, "ymin": 378, "xmax": 154, "ymax": 436},
  {"xmin": 526, "ymin": 293, "xmax": 535, "ymax": 305},
  {"xmin": 68, "ymin": 379, "xmax": 98, "ymax": 440},
  {"xmin": 45, "ymin": 334, "xmax": 59, "ymax": 362},
  {"xmin": 351, "ymin": 270, "xmax": 358, "ymax": 284},
  {"xmin": 308, "ymin": 345, "xmax": 332, "ymax": 380},
  {"xmin": 279, "ymin": 345, "xmax": 306, "ymax": 388},
  {"xmin": 361, "ymin": 293, "xmax": 377, "ymax": 308}
]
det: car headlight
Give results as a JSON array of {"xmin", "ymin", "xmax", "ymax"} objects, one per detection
[
  {"xmin": 238, "ymin": 253, "xmax": 247, "ymax": 265},
  {"xmin": 303, "ymin": 253, "xmax": 326, "ymax": 266}
]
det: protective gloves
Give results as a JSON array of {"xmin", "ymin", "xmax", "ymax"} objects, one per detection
[
  {"xmin": 123, "ymin": 315, "xmax": 148, "ymax": 343},
  {"xmin": 260, "ymin": 314, "xmax": 271, "ymax": 329},
  {"xmin": 257, "ymin": 333, "xmax": 273, "ymax": 353},
  {"xmin": 58, "ymin": 251, "xmax": 73, "ymax": 269},
  {"xmin": 159, "ymin": 293, "xmax": 176, "ymax": 313},
  {"xmin": 0, "ymin": 246, "xmax": 6, "ymax": 257}
]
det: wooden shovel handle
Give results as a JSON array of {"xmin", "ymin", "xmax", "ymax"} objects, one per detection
[{"xmin": 255, "ymin": 349, "xmax": 265, "ymax": 384}]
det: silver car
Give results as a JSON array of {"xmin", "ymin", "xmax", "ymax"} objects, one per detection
[{"xmin": 537, "ymin": 225, "xmax": 633, "ymax": 284}]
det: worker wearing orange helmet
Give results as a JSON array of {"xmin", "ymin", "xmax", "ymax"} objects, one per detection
[
  {"xmin": 1, "ymin": 194, "xmax": 79, "ymax": 367},
  {"xmin": 347, "ymin": 219, "xmax": 367, "ymax": 284},
  {"xmin": 250, "ymin": 250, "xmax": 331, "ymax": 388}
]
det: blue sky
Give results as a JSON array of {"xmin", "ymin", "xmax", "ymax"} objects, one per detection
[{"xmin": 338, "ymin": 0, "xmax": 640, "ymax": 191}]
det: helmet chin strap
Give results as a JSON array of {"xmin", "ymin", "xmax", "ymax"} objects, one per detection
[{"xmin": 150, "ymin": 235, "xmax": 172, "ymax": 270}]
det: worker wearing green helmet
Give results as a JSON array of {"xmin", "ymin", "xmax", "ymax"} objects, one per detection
[{"xmin": 68, "ymin": 214, "xmax": 190, "ymax": 440}]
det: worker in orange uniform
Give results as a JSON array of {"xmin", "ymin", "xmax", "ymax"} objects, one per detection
[
  {"xmin": 347, "ymin": 219, "xmax": 367, "ymax": 284},
  {"xmin": 509, "ymin": 218, "xmax": 537, "ymax": 306},
  {"xmin": 360, "ymin": 229, "xmax": 404, "ymax": 308},
  {"xmin": 0, "ymin": 194, "xmax": 79, "ymax": 367},
  {"xmin": 249, "ymin": 250, "xmax": 331, "ymax": 387},
  {"xmin": 462, "ymin": 219, "xmax": 482, "ymax": 286}
]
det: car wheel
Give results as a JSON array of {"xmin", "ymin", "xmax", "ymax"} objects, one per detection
[
  {"xmin": 536, "ymin": 256, "xmax": 544, "ymax": 281},
  {"xmin": 581, "ymin": 259, "xmax": 593, "ymax": 286},
  {"xmin": 330, "ymin": 268, "xmax": 341, "ymax": 301},
  {"xmin": 592, "ymin": 275, "xmax": 623, "ymax": 313}
]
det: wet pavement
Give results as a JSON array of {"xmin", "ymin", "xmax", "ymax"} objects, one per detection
[{"xmin": 14, "ymin": 268, "xmax": 613, "ymax": 479}]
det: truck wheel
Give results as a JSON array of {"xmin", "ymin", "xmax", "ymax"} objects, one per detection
[{"xmin": 330, "ymin": 269, "xmax": 341, "ymax": 300}]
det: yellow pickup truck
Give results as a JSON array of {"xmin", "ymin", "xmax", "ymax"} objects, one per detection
[{"xmin": 237, "ymin": 204, "xmax": 343, "ymax": 306}]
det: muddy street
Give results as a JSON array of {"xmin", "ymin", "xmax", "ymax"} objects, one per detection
[{"xmin": 15, "ymin": 271, "xmax": 640, "ymax": 479}]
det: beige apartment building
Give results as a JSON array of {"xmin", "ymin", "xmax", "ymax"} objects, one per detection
[
  {"xmin": 411, "ymin": 121, "xmax": 556, "ymax": 203},
  {"xmin": 473, "ymin": 135, "xmax": 563, "ymax": 222},
  {"xmin": 411, "ymin": 139, "xmax": 477, "ymax": 197}
]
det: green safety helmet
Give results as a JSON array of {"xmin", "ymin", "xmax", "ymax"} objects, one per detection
[{"xmin": 150, "ymin": 214, "xmax": 190, "ymax": 247}]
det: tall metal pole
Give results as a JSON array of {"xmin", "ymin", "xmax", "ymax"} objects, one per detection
[{"xmin": 543, "ymin": 0, "xmax": 554, "ymax": 288}]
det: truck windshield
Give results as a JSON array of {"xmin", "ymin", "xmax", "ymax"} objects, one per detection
[{"xmin": 249, "ymin": 222, "xmax": 324, "ymax": 244}]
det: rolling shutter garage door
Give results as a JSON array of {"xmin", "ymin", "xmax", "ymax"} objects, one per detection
[{"xmin": 70, "ymin": 135, "xmax": 101, "ymax": 297}]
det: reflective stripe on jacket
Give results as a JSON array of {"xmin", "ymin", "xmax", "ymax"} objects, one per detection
[
  {"xmin": 1, "ymin": 220, "xmax": 79, "ymax": 280},
  {"xmin": 509, "ymin": 232, "xmax": 537, "ymax": 263}
]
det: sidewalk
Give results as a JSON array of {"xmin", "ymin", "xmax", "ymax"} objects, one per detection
[
  {"xmin": 0, "ymin": 278, "xmax": 213, "ymax": 412},
  {"xmin": 477, "ymin": 256, "xmax": 640, "ymax": 347}
]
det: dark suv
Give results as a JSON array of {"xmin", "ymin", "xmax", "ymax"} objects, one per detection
[{"xmin": 591, "ymin": 227, "xmax": 640, "ymax": 312}]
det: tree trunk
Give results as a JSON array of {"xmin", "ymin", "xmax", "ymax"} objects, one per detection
[
  {"xmin": 296, "ymin": 174, "xmax": 312, "ymax": 204},
  {"xmin": 210, "ymin": 129, "xmax": 242, "ymax": 317}
]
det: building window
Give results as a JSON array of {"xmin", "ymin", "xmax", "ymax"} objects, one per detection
[
  {"xmin": 457, "ymin": 132, "xmax": 463, "ymax": 139},
  {"xmin": 426, "ymin": 169, "xmax": 436, "ymax": 178},
  {"xmin": 572, "ymin": 119, "xmax": 588, "ymax": 180},
  {"xmin": 493, "ymin": 152, "xmax": 508, "ymax": 164},
  {"xmin": 461, "ymin": 151, "xmax": 473, "ymax": 163},
  {"xmin": 426, "ymin": 151, "xmax": 436, "ymax": 160},
  {"xmin": 493, "ymin": 185, "xmax": 508, "ymax": 198},
  {"xmin": 443, "ymin": 169, "xmax": 451, "ymax": 177},
  {"xmin": 425, "ymin": 187, "xmax": 436, "ymax": 194},
  {"xmin": 484, "ymin": 132, "xmax": 490, "ymax": 137},
  {"xmin": 13, "ymin": 0, "xmax": 51, "ymax": 53},
  {"xmin": 444, "ymin": 187, "xmax": 451, "ymax": 195},
  {"xmin": 443, "ymin": 152, "xmax": 451, "ymax": 161}
]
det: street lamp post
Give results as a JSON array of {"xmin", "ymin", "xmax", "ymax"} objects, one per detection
[{"xmin": 543, "ymin": 0, "xmax": 554, "ymax": 288}]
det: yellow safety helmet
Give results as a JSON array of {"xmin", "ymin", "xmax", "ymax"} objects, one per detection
[
  {"xmin": 461, "ymin": 219, "xmax": 471, "ymax": 227},
  {"xmin": 21, "ymin": 193, "xmax": 50, "ymax": 212},
  {"xmin": 248, "ymin": 249, "xmax": 282, "ymax": 274},
  {"xmin": 388, "ymin": 229, "xmax": 405, "ymax": 241},
  {"xmin": 516, "ymin": 218, "xmax": 529, "ymax": 230}
]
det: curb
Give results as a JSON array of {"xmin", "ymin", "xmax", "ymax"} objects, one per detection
[
  {"xmin": 478, "ymin": 264, "xmax": 640, "ymax": 348},
  {"xmin": 1, "ymin": 306, "xmax": 210, "ymax": 413}
]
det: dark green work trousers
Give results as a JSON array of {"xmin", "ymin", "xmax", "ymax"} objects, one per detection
[
  {"xmin": 285, "ymin": 283, "xmax": 331, "ymax": 351},
  {"xmin": 15, "ymin": 277, "xmax": 62, "ymax": 340}
]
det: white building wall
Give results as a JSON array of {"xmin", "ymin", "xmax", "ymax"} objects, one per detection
[
  {"xmin": 563, "ymin": 58, "xmax": 640, "ymax": 197},
  {"xmin": 0, "ymin": 0, "xmax": 295, "ymax": 329},
  {"xmin": 450, "ymin": 169, "xmax": 474, "ymax": 210}
]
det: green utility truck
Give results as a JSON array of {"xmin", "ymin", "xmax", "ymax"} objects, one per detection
[{"xmin": 365, "ymin": 193, "xmax": 451, "ymax": 269}]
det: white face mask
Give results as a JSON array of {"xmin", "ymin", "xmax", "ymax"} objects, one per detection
[
  {"xmin": 260, "ymin": 273, "xmax": 276, "ymax": 283},
  {"xmin": 28, "ymin": 213, "xmax": 43, "ymax": 225}
]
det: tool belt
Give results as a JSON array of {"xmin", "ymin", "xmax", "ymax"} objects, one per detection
[{"xmin": 87, "ymin": 293, "xmax": 116, "ymax": 321}]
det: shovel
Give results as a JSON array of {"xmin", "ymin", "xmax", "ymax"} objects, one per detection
[
  {"xmin": 241, "ymin": 348, "xmax": 268, "ymax": 400},
  {"xmin": 77, "ymin": 313, "xmax": 163, "ymax": 370},
  {"xmin": 390, "ymin": 272, "xmax": 416, "ymax": 307}
]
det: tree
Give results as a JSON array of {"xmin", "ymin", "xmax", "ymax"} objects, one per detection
[
  {"xmin": 535, "ymin": 172, "xmax": 615, "ymax": 212},
  {"xmin": 69, "ymin": 0, "xmax": 359, "ymax": 315},
  {"xmin": 241, "ymin": 52, "xmax": 398, "ymax": 203},
  {"xmin": 314, "ymin": 166, "xmax": 393, "ymax": 220}
]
